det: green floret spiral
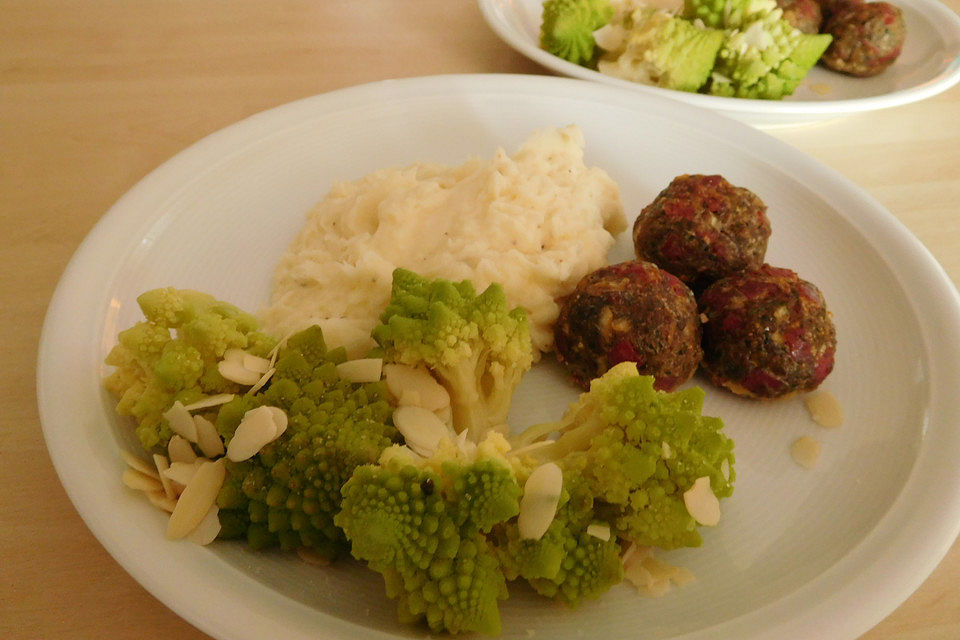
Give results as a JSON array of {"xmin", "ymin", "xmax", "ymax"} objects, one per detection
[
  {"xmin": 541, "ymin": 0, "xmax": 615, "ymax": 66},
  {"xmin": 103, "ymin": 287, "xmax": 276, "ymax": 450},
  {"xmin": 215, "ymin": 325, "xmax": 398, "ymax": 558}
]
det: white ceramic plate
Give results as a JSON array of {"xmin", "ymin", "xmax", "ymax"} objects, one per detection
[
  {"xmin": 38, "ymin": 74, "xmax": 960, "ymax": 640},
  {"xmin": 479, "ymin": 0, "xmax": 960, "ymax": 127}
]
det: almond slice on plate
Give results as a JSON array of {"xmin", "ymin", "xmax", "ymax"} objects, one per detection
[
  {"xmin": 392, "ymin": 405, "xmax": 454, "ymax": 458},
  {"xmin": 153, "ymin": 454, "xmax": 176, "ymax": 499},
  {"xmin": 187, "ymin": 505, "xmax": 221, "ymax": 545},
  {"xmin": 145, "ymin": 490, "xmax": 178, "ymax": 513},
  {"xmin": 217, "ymin": 359, "xmax": 262, "ymax": 386},
  {"xmin": 243, "ymin": 353, "xmax": 272, "ymax": 374},
  {"xmin": 167, "ymin": 459, "xmax": 225, "ymax": 539},
  {"xmin": 164, "ymin": 461, "xmax": 201, "ymax": 487},
  {"xmin": 586, "ymin": 523, "xmax": 611, "ymax": 541},
  {"xmin": 336, "ymin": 358, "xmax": 383, "ymax": 384},
  {"xmin": 683, "ymin": 476, "xmax": 720, "ymax": 526},
  {"xmin": 122, "ymin": 468, "xmax": 163, "ymax": 493},
  {"xmin": 181, "ymin": 394, "xmax": 236, "ymax": 412},
  {"xmin": 168, "ymin": 434, "xmax": 197, "ymax": 464},
  {"xmin": 120, "ymin": 449, "xmax": 160, "ymax": 480},
  {"xmin": 163, "ymin": 401, "xmax": 198, "ymax": 442},
  {"xmin": 226, "ymin": 406, "xmax": 279, "ymax": 461},
  {"xmin": 518, "ymin": 462, "xmax": 562, "ymax": 540},
  {"xmin": 791, "ymin": 436, "xmax": 821, "ymax": 469},
  {"xmin": 383, "ymin": 364, "xmax": 450, "ymax": 411},
  {"xmin": 194, "ymin": 415, "xmax": 225, "ymax": 458}
]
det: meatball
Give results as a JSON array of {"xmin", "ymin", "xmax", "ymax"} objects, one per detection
[
  {"xmin": 820, "ymin": 1, "xmax": 906, "ymax": 77},
  {"xmin": 633, "ymin": 174, "xmax": 771, "ymax": 292},
  {"xmin": 698, "ymin": 265, "xmax": 837, "ymax": 399},
  {"xmin": 554, "ymin": 260, "xmax": 702, "ymax": 391},
  {"xmin": 777, "ymin": 0, "xmax": 823, "ymax": 34}
]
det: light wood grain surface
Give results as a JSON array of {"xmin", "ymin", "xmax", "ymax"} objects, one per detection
[{"xmin": 2, "ymin": 1, "xmax": 958, "ymax": 638}]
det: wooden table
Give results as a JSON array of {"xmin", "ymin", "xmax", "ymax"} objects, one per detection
[{"xmin": 2, "ymin": 1, "xmax": 958, "ymax": 638}]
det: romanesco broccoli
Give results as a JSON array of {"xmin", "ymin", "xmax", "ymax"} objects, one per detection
[
  {"xmin": 215, "ymin": 325, "xmax": 398, "ymax": 558},
  {"xmin": 541, "ymin": 0, "xmax": 615, "ymax": 66},
  {"xmin": 371, "ymin": 269, "xmax": 534, "ymax": 441},
  {"xmin": 336, "ymin": 433, "xmax": 521, "ymax": 635},
  {"xmin": 104, "ymin": 287, "xmax": 276, "ymax": 450},
  {"xmin": 511, "ymin": 362, "xmax": 735, "ymax": 550}
]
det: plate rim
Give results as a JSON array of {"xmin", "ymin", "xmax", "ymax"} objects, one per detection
[
  {"xmin": 37, "ymin": 73, "xmax": 960, "ymax": 640},
  {"xmin": 478, "ymin": 0, "xmax": 960, "ymax": 120}
]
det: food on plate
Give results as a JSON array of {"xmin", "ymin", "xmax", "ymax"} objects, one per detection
[
  {"xmin": 694, "ymin": 0, "xmax": 833, "ymax": 99},
  {"xmin": 632, "ymin": 174, "xmax": 771, "ymax": 291},
  {"xmin": 776, "ymin": 0, "xmax": 823, "ymax": 33},
  {"xmin": 541, "ymin": 0, "xmax": 616, "ymax": 65},
  {"xmin": 698, "ymin": 264, "xmax": 837, "ymax": 399},
  {"xmin": 595, "ymin": 5, "xmax": 726, "ymax": 92},
  {"xmin": 790, "ymin": 435, "xmax": 821, "ymax": 468},
  {"xmin": 554, "ymin": 260, "xmax": 702, "ymax": 391},
  {"xmin": 259, "ymin": 125, "xmax": 625, "ymax": 358},
  {"xmin": 804, "ymin": 390, "xmax": 844, "ymax": 427},
  {"xmin": 103, "ymin": 288, "xmax": 276, "ymax": 450},
  {"xmin": 371, "ymin": 268, "xmax": 534, "ymax": 440},
  {"xmin": 820, "ymin": 1, "xmax": 905, "ymax": 76}
]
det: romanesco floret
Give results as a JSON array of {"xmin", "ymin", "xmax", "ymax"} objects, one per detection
[
  {"xmin": 372, "ymin": 268, "xmax": 534, "ymax": 441},
  {"xmin": 494, "ymin": 458, "xmax": 623, "ymax": 607},
  {"xmin": 541, "ymin": 0, "xmax": 615, "ymax": 66},
  {"xmin": 104, "ymin": 287, "xmax": 276, "ymax": 450},
  {"xmin": 512, "ymin": 362, "xmax": 735, "ymax": 550},
  {"xmin": 337, "ymin": 433, "xmax": 521, "ymax": 635},
  {"xmin": 215, "ymin": 325, "xmax": 398, "ymax": 558}
]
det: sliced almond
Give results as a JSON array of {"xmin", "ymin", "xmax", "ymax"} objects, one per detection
[
  {"xmin": 167, "ymin": 459, "xmax": 225, "ymax": 539},
  {"xmin": 168, "ymin": 434, "xmax": 197, "ymax": 464},
  {"xmin": 804, "ymin": 391, "xmax": 843, "ymax": 428},
  {"xmin": 187, "ymin": 505, "xmax": 221, "ymax": 545},
  {"xmin": 181, "ymin": 394, "xmax": 236, "ymax": 412},
  {"xmin": 586, "ymin": 523, "xmax": 611, "ymax": 541},
  {"xmin": 226, "ymin": 406, "xmax": 278, "ymax": 461},
  {"xmin": 163, "ymin": 401, "xmax": 198, "ymax": 442},
  {"xmin": 336, "ymin": 358, "xmax": 383, "ymax": 384},
  {"xmin": 683, "ymin": 476, "xmax": 720, "ymax": 526},
  {"xmin": 661, "ymin": 441, "xmax": 672, "ymax": 460},
  {"xmin": 434, "ymin": 403, "xmax": 453, "ymax": 427},
  {"xmin": 120, "ymin": 450, "xmax": 160, "ymax": 480},
  {"xmin": 164, "ymin": 461, "xmax": 203, "ymax": 486},
  {"xmin": 518, "ymin": 463, "xmax": 563, "ymax": 540},
  {"xmin": 392, "ymin": 405, "xmax": 454, "ymax": 458},
  {"xmin": 194, "ymin": 415, "xmax": 225, "ymax": 458},
  {"xmin": 122, "ymin": 468, "xmax": 163, "ymax": 493},
  {"xmin": 383, "ymin": 364, "xmax": 450, "ymax": 411},
  {"xmin": 153, "ymin": 454, "xmax": 176, "ymax": 499},
  {"xmin": 243, "ymin": 353, "xmax": 272, "ymax": 374},
  {"xmin": 146, "ymin": 489, "xmax": 178, "ymax": 513},
  {"xmin": 246, "ymin": 367, "xmax": 275, "ymax": 395},
  {"xmin": 791, "ymin": 436, "xmax": 821, "ymax": 469},
  {"xmin": 217, "ymin": 359, "xmax": 262, "ymax": 386},
  {"xmin": 622, "ymin": 545, "xmax": 695, "ymax": 598},
  {"xmin": 222, "ymin": 349, "xmax": 246, "ymax": 363},
  {"xmin": 265, "ymin": 406, "xmax": 288, "ymax": 438}
]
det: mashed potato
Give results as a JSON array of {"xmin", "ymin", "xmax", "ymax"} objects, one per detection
[{"xmin": 259, "ymin": 126, "xmax": 626, "ymax": 356}]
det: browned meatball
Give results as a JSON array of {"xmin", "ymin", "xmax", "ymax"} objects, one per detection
[
  {"xmin": 777, "ymin": 0, "xmax": 823, "ymax": 34},
  {"xmin": 554, "ymin": 260, "xmax": 702, "ymax": 391},
  {"xmin": 698, "ymin": 265, "xmax": 837, "ymax": 399},
  {"xmin": 821, "ymin": 1, "xmax": 906, "ymax": 77},
  {"xmin": 633, "ymin": 174, "xmax": 771, "ymax": 292}
]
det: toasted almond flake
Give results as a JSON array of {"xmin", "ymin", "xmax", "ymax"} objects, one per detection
[
  {"xmin": 218, "ymin": 359, "xmax": 262, "ymax": 386},
  {"xmin": 246, "ymin": 367, "xmax": 276, "ymax": 396},
  {"xmin": 721, "ymin": 458, "xmax": 731, "ymax": 481},
  {"xmin": 152, "ymin": 454, "xmax": 176, "ymax": 499},
  {"xmin": 146, "ymin": 490, "xmax": 178, "ymax": 513},
  {"xmin": 187, "ymin": 506, "xmax": 221, "ymax": 545},
  {"xmin": 393, "ymin": 405, "xmax": 454, "ymax": 458},
  {"xmin": 243, "ymin": 353, "xmax": 272, "ymax": 374},
  {"xmin": 194, "ymin": 415, "xmax": 225, "ymax": 458},
  {"xmin": 167, "ymin": 459, "xmax": 225, "ymax": 539},
  {"xmin": 265, "ymin": 406, "xmax": 288, "ymax": 438},
  {"xmin": 163, "ymin": 401, "xmax": 198, "ymax": 442},
  {"xmin": 586, "ymin": 523, "xmax": 611, "ymax": 541},
  {"xmin": 297, "ymin": 547, "xmax": 332, "ymax": 566},
  {"xmin": 518, "ymin": 463, "xmax": 563, "ymax": 540},
  {"xmin": 120, "ymin": 450, "xmax": 160, "ymax": 480},
  {"xmin": 164, "ymin": 461, "xmax": 201, "ymax": 486},
  {"xmin": 509, "ymin": 440, "xmax": 555, "ymax": 458},
  {"xmin": 383, "ymin": 364, "xmax": 451, "ymax": 411},
  {"xmin": 226, "ymin": 406, "xmax": 278, "ymax": 461},
  {"xmin": 791, "ymin": 436, "xmax": 821, "ymax": 469},
  {"xmin": 623, "ymin": 546, "xmax": 696, "ymax": 598},
  {"xmin": 168, "ymin": 435, "xmax": 197, "ymax": 464},
  {"xmin": 222, "ymin": 348, "xmax": 246, "ymax": 363},
  {"xmin": 683, "ymin": 476, "xmax": 720, "ymax": 526},
  {"xmin": 804, "ymin": 391, "xmax": 843, "ymax": 428},
  {"xmin": 181, "ymin": 394, "xmax": 236, "ymax": 412},
  {"xmin": 661, "ymin": 441, "xmax": 672, "ymax": 460},
  {"xmin": 122, "ymin": 468, "xmax": 163, "ymax": 493},
  {"xmin": 336, "ymin": 358, "xmax": 384, "ymax": 384}
]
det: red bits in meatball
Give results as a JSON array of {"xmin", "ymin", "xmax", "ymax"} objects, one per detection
[
  {"xmin": 633, "ymin": 174, "xmax": 771, "ymax": 292},
  {"xmin": 698, "ymin": 265, "xmax": 837, "ymax": 399},
  {"xmin": 554, "ymin": 260, "xmax": 702, "ymax": 391},
  {"xmin": 820, "ymin": 1, "xmax": 906, "ymax": 77},
  {"xmin": 777, "ymin": 0, "xmax": 824, "ymax": 34}
]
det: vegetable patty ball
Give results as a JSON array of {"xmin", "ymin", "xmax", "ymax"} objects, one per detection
[
  {"xmin": 699, "ymin": 265, "xmax": 837, "ymax": 399},
  {"xmin": 820, "ymin": 1, "xmax": 906, "ymax": 77},
  {"xmin": 633, "ymin": 174, "xmax": 771, "ymax": 291},
  {"xmin": 554, "ymin": 260, "xmax": 702, "ymax": 391}
]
